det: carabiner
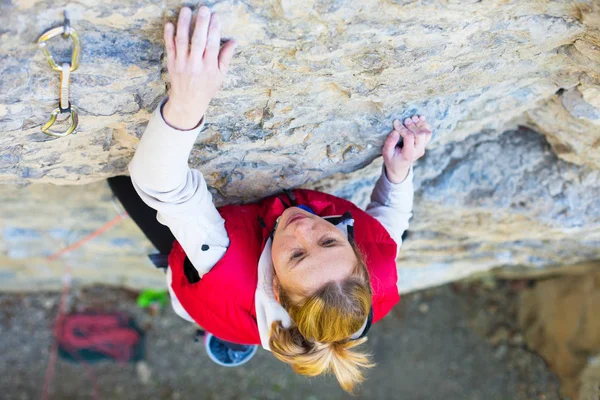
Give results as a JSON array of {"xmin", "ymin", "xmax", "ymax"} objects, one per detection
[
  {"xmin": 37, "ymin": 19, "xmax": 81, "ymax": 72},
  {"xmin": 41, "ymin": 106, "xmax": 79, "ymax": 137}
]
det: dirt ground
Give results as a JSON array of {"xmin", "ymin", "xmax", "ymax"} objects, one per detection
[{"xmin": 0, "ymin": 279, "xmax": 561, "ymax": 400}]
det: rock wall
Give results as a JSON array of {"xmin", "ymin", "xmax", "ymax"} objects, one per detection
[
  {"xmin": 1, "ymin": 0, "xmax": 598, "ymax": 189},
  {"xmin": 519, "ymin": 271, "xmax": 600, "ymax": 399},
  {"xmin": 1, "ymin": 124, "xmax": 599, "ymax": 292},
  {"xmin": 1, "ymin": 0, "xmax": 600, "ymax": 292},
  {"xmin": 0, "ymin": 181, "xmax": 162, "ymax": 291},
  {"xmin": 313, "ymin": 125, "xmax": 600, "ymax": 292}
]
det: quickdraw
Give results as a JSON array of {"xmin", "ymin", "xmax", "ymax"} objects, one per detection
[{"xmin": 37, "ymin": 12, "xmax": 81, "ymax": 137}]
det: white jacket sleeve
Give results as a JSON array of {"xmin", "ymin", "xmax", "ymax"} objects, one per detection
[
  {"xmin": 128, "ymin": 97, "xmax": 229, "ymax": 278},
  {"xmin": 365, "ymin": 165, "xmax": 414, "ymax": 255}
]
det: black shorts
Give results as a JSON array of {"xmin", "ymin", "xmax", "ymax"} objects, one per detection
[{"xmin": 107, "ymin": 175, "xmax": 175, "ymax": 254}]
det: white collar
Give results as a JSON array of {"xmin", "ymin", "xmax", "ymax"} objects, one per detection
[{"xmin": 254, "ymin": 215, "xmax": 369, "ymax": 351}]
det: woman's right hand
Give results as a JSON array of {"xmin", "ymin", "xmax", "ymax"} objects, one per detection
[
  {"xmin": 163, "ymin": 6, "xmax": 237, "ymax": 130},
  {"xmin": 382, "ymin": 115, "xmax": 432, "ymax": 183}
]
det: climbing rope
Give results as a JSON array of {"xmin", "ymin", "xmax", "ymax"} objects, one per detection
[
  {"xmin": 37, "ymin": 11, "xmax": 81, "ymax": 137},
  {"xmin": 57, "ymin": 313, "xmax": 142, "ymax": 362},
  {"xmin": 47, "ymin": 213, "xmax": 128, "ymax": 262},
  {"xmin": 41, "ymin": 210, "xmax": 129, "ymax": 400}
]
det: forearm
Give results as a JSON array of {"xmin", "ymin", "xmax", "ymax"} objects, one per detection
[
  {"xmin": 366, "ymin": 165, "xmax": 415, "ymax": 251},
  {"xmin": 129, "ymin": 97, "xmax": 205, "ymax": 194},
  {"xmin": 370, "ymin": 114, "xmax": 429, "ymax": 246},
  {"xmin": 126, "ymin": 7, "xmax": 236, "ymax": 279},
  {"xmin": 129, "ymin": 96, "xmax": 229, "ymax": 255}
]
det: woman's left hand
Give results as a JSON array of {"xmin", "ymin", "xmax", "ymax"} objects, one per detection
[{"xmin": 382, "ymin": 115, "xmax": 432, "ymax": 184}]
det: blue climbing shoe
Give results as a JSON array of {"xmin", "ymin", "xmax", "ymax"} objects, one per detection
[{"xmin": 204, "ymin": 332, "xmax": 257, "ymax": 367}]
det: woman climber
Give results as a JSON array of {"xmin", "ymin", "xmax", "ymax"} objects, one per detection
[{"xmin": 118, "ymin": 5, "xmax": 432, "ymax": 393}]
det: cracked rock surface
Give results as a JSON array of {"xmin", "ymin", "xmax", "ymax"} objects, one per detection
[{"xmin": 1, "ymin": 0, "xmax": 599, "ymax": 291}]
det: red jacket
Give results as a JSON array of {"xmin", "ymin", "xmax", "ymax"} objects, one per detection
[{"xmin": 168, "ymin": 189, "xmax": 400, "ymax": 344}]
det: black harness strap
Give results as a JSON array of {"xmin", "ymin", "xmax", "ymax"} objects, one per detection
[
  {"xmin": 353, "ymin": 307, "xmax": 374, "ymax": 340},
  {"xmin": 277, "ymin": 196, "xmax": 291, "ymax": 209},
  {"xmin": 258, "ymin": 216, "xmax": 268, "ymax": 230},
  {"xmin": 346, "ymin": 222, "xmax": 355, "ymax": 244},
  {"xmin": 322, "ymin": 211, "xmax": 355, "ymax": 243},
  {"xmin": 283, "ymin": 189, "xmax": 298, "ymax": 206},
  {"xmin": 148, "ymin": 253, "xmax": 169, "ymax": 271},
  {"xmin": 184, "ymin": 256, "xmax": 201, "ymax": 284}
]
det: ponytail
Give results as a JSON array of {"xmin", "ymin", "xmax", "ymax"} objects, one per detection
[
  {"xmin": 269, "ymin": 322, "xmax": 374, "ymax": 393},
  {"xmin": 269, "ymin": 243, "xmax": 374, "ymax": 393}
]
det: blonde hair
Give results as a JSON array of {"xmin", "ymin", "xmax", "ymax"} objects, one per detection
[{"xmin": 269, "ymin": 244, "xmax": 374, "ymax": 393}]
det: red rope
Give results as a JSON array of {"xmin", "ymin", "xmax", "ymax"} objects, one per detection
[
  {"xmin": 47, "ymin": 213, "xmax": 128, "ymax": 261},
  {"xmin": 41, "ymin": 266, "xmax": 71, "ymax": 400},
  {"xmin": 41, "ymin": 211, "xmax": 128, "ymax": 400},
  {"xmin": 58, "ymin": 314, "xmax": 140, "ymax": 361}
]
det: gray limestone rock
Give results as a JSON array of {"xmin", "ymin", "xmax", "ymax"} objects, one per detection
[{"xmin": 0, "ymin": 0, "xmax": 599, "ymax": 292}]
